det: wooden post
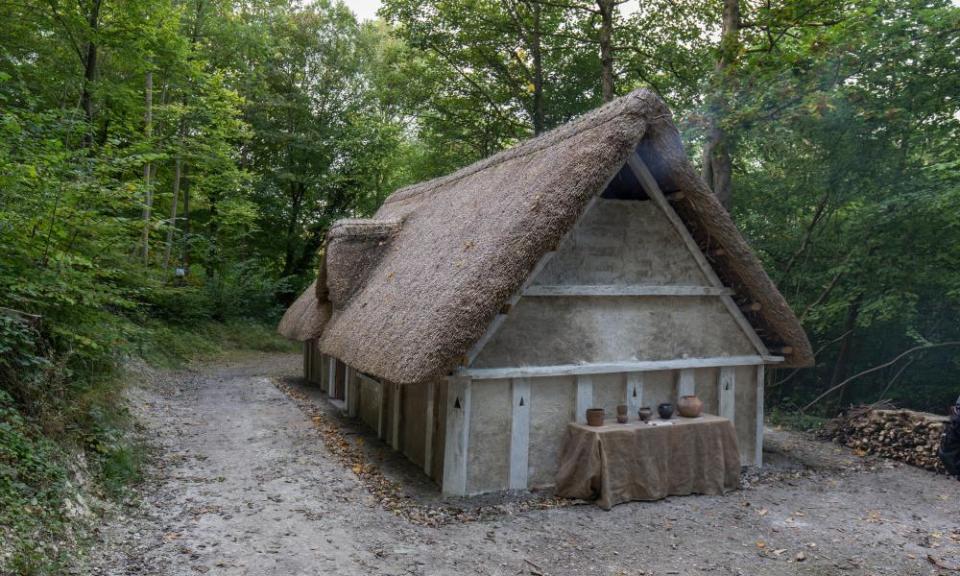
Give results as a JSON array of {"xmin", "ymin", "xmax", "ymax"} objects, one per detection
[
  {"xmin": 327, "ymin": 358, "xmax": 336, "ymax": 397},
  {"xmin": 318, "ymin": 354, "xmax": 326, "ymax": 389},
  {"xmin": 677, "ymin": 369, "xmax": 696, "ymax": 399},
  {"xmin": 391, "ymin": 382, "xmax": 402, "ymax": 451},
  {"xmin": 509, "ymin": 378, "xmax": 531, "ymax": 490},
  {"xmin": 575, "ymin": 375, "xmax": 593, "ymax": 423},
  {"xmin": 424, "ymin": 381, "xmax": 435, "ymax": 475},
  {"xmin": 626, "ymin": 372, "xmax": 643, "ymax": 421},
  {"xmin": 755, "ymin": 365, "xmax": 765, "ymax": 468},
  {"xmin": 718, "ymin": 366, "xmax": 736, "ymax": 422},
  {"xmin": 303, "ymin": 341, "xmax": 309, "ymax": 381},
  {"xmin": 377, "ymin": 379, "xmax": 385, "ymax": 439},
  {"xmin": 442, "ymin": 375, "xmax": 471, "ymax": 496},
  {"xmin": 345, "ymin": 367, "xmax": 358, "ymax": 417}
]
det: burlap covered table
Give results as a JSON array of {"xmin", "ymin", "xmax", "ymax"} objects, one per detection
[{"xmin": 555, "ymin": 415, "xmax": 740, "ymax": 509}]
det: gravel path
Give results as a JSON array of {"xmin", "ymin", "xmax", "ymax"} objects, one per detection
[{"xmin": 90, "ymin": 351, "xmax": 960, "ymax": 576}]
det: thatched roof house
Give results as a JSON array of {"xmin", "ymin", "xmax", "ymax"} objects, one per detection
[{"xmin": 280, "ymin": 89, "xmax": 812, "ymax": 496}]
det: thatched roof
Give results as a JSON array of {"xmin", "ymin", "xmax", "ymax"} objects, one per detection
[
  {"xmin": 278, "ymin": 89, "xmax": 813, "ymax": 383},
  {"xmin": 277, "ymin": 279, "xmax": 330, "ymax": 341}
]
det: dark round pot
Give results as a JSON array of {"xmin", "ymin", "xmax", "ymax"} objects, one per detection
[
  {"xmin": 586, "ymin": 408, "xmax": 605, "ymax": 427},
  {"xmin": 638, "ymin": 406, "xmax": 652, "ymax": 422},
  {"xmin": 677, "ymin": 394, "xmax": 704, "ymax": 418},
  {"xmin": 657, "ymin": 402, "xmax": 674, "ymax": 420}
]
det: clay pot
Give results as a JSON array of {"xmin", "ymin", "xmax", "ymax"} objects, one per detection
[
  {"xmin": 638, "ymin": 406, "xmax": 652, "ymax": 422},
  {"xmin": 586, "ymin": 408, "xmax": 605, "ymax": 427},
  {"xmin": 657, "ymin": 402, "xmax": 674, "ymax": 420},
  {"xmin": 616, "ymin": 404, "xmax": 628, "ymax": 424},
  {"xmin": 677, "ymin": 394, "xmax": 704, "ymax": 418}
]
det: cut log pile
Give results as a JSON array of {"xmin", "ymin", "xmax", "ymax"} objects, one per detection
[{"xmin": 825, "ymin": 407, "xmax": 949, "ymax": 473}]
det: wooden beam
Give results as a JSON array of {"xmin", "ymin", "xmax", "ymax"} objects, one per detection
[
  {"xmin": 718, "ymin": 366, "xmax": 736, "ymax": 422},
  {"xmin": 740, "ymin": 302, "xmax": 762, "ymax": 312},
  {"xmin": 391, "ymin": 382, "xmax": 402, "ymax": 451},
  {"xmin": 461, "ymin": 355, "xmax": 782, "ymax": 380},
  {"xmin": 327, "ymin": 357, "xmax": 336, "ymax": 396},
  {"xmin": 666, "ymin": 191, "xmax": 685, "ymax": 201},
  {"xmin": 509, "ymin": 378, "xmax": 531, "ymax": 490},
  {"xmin": 677, "ymin": 368, "xmax": 696, "ymax": 398},
  {"xmin": 523, "ymin": 285, "xmax": 734, "ymax": 297},
  {"xmin": 424, "ymin": 381, "xmax": 435, "ymax": 475},
  {"xmin": 626, "ymin": 372, "xmax": 643, "ymax": 422},
  {"xmin": 755, "ymin": 365, "xmax": 765, "ymax": 468},
  {"xmin": 377, "ymin": 379, "xmax": 385, "ymax": 439},
  {"xmin": 442, "ymin": 375, "xmax": 471, "ymax": 496},
  {"xmin": 625, "ymin": 153, "xmax": 771, "ymax": 358},
  {"xmin": 769, "ymin": 345, "xmax": 793, "ymax": 356},
  {"xmin": 575, "ymin": 375, "xmax": 594, "ymax": 424},
  {"xmin": 346, "ymin": 367, "xmax": 359, "ymax": 417},
  {"xmin": 303, "ymin": 342, "xmax": 310, "ymax": 382}
]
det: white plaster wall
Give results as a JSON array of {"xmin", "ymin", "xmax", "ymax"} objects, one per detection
[
  {"xmin": 528, "ymin": 376, "xmax": 575, "ymax": 487},
  {"xmin": 466, "ymin": 379, "xmax": 511, "ymax": 493},
  {"xmin": 472, "ymin": 296, "xmax": 756, "ymax": 368},
  {"xmin": 534, "ymin": 199, "xmax": 709, "ymax": 286}
]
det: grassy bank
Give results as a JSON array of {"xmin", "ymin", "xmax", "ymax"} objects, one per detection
[{"xmin": 0, "ymin": 317, "xmax": 295, "ymax": 575}]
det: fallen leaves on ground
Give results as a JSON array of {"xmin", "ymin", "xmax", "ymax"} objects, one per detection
[{"xmin": 274, "ymin": 379, "xmax": 582, "ymax": 527}]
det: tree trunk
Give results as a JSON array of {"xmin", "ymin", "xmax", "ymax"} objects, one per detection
[
  {"xmin": 141, "ymin": 72, "xmax": 153, "ymax": 266},
  {"xmin": 597, "ymin": 0, "xmax": 615, "ymax": 102},
  {"xmin": 282, "ymin": 182, "xmax": 305, "ymax": 278},
  {"xmin": 140, "ymin": 70, "xmax": 154, "ymax": 265},
  {"xmin": 181, "ymin": 164, "xmax": 190, "ymax": 269},
  {"xmin": 832, "ymin": 294, "xmax": 863, "ymax": 409},
  {"xmin": 206, "ymin": 185, "xmax": 221, "ymax": 279},
  {"xmin": 530, "ymin": 2, "xmax": 545, "ymax": 134},
  {"xmin": 79, "ymin": 0, "xmax": 103, "ymax": 144},
  {"xmin": 163, "ymin": 155, "xmax": 182, "ymax": 269},
  {"xmin": 702, "ymin": 0, "xmax": 739, "ymax": 210}
]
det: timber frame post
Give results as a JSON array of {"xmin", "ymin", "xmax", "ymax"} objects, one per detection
[{"xmin": 755, "ymin": 365, "xmax": 765, "ymax": 468}]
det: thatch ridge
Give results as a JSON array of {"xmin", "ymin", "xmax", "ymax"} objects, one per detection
[{"xmin": 279, "ymin": 89, "xmax": 813, "ymax": 383}]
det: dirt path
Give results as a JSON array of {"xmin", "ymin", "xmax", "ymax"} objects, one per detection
[{"xmin": 90, "ymin": 351, "xmax": 960, "ymax": 576}]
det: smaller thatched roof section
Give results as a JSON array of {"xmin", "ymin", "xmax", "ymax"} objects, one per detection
[
  {"xmin": 279, "ymin": 89, "xmax": 813, "ymax": 383},
  {"xmin": 277, "ymin": 279, "xmax": 329, "ymax": 341}
]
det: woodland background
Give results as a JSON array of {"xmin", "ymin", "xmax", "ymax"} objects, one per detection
[{"xmin": 1, "ymin": 0, "xmax": 959, "ymax": 572}]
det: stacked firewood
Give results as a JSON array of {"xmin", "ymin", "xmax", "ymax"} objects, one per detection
[{"xmin": 826, "ymin": 407, "xmax": 949, "ymax": 473}]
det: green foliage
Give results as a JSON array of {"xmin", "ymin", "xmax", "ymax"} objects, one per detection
[{"xmin": 0, "ymin": 389, "xmax": 72, "ymax": 574}]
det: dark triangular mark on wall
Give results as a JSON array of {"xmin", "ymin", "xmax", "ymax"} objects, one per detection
[
  {"xmin": 632, "ymin": 387, "xmax": 638, "ymax": 398},
  {"xmin": 454, "ymin": 397, "xmax": 461, "ymax": 410},
  {"xmin": 519, "ymin": 396, "xmax": 525, "ymax": 407}
]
